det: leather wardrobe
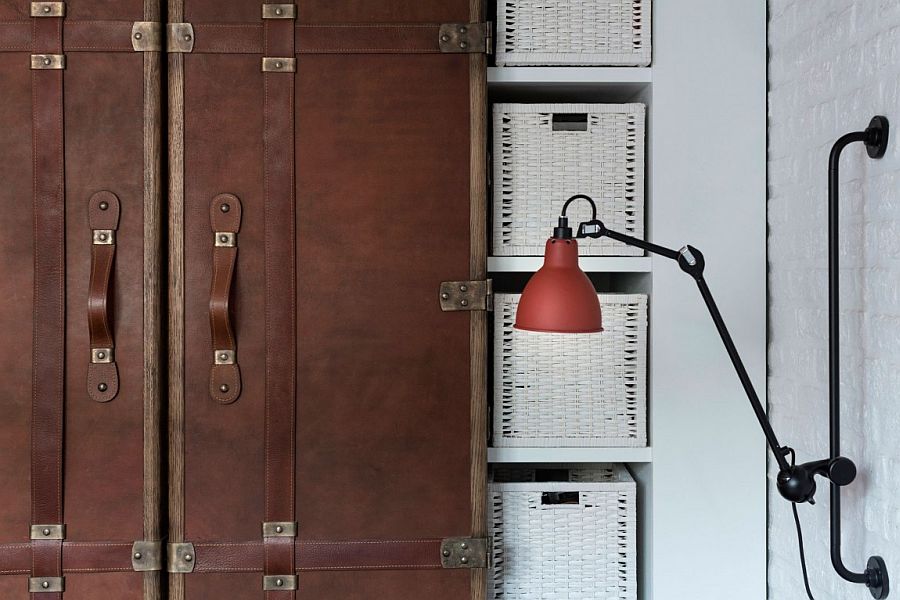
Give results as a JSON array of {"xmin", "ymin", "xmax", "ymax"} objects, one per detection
[{"xmin": 0, "ymin": 0, "xmax": 489, "ymax": 598}]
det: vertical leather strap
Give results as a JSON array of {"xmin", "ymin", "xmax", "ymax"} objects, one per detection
[
  {"xmin": 262, "ymin": 3, "xmax": 297, "ymax": 596},
  {"xmin": 30, "ymin": 3, "xmax": 65, "ymax": 598}
]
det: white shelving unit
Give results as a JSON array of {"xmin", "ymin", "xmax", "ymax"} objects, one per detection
[{"xmin": 485, "ymin": 3, "xmax": 766, "ymax": 599}]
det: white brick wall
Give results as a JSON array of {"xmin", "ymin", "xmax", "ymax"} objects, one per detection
[{"xmin": 769, "ymin": 1, "xmax": 900, "ymax": 598}]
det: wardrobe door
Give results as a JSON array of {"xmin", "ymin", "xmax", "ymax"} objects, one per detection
[
  {"xmin": 0, "ymin": 1, "xmax": 163, "ymax": 598},
  {"xmin": 168, "ymin": 1, "xmax": 488, "ymax": 598}
]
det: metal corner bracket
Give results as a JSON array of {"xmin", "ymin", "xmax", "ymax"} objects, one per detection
[
  {"xmin": 440, "ymin": 280, "xmax": 493, "ymax": 312},
  {"xmin": 440, "ymin": 537, "xmax": 490, "ymax": 569},
  {"xmin": 439, "ymin": 22, "xmax": 492, "ymax": 54},
  {"xmin": 263, "ymin": 575, "xmax": 297, "ymax": 591},
  {"xmin": 132, "ymin": 541, "xmax": 163, "ymax": 572},
  {"xmin": 132, "ymin": 22, "xmax": 162, "ymax": 52},
  {"xmin": 167, "ymin": 542, "xmax": 196, "ymax": 574},
  {"xmin": 29, "ymin": 577, "xmax": 64, "ymax": 593},
  {"xmin": 167, "ymin": 23, "xmax": 195, "ymax": 53}
]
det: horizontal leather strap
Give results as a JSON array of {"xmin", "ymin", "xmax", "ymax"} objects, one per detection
[
  {"xmin": 191, "ymin": 23, "xmax": 444, "ymax": 54},
  {"xmin": 0, "ymin": 20, "xmax": 137, "ymax": 53},
  {"xmin": 191, "ymin": 539, "xmax": 444, "ymax": 573},
  {"xmin": 0, "ymin": 542, "xmax": 135, "ymax": 575}
]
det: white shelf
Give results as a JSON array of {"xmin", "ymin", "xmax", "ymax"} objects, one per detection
[
  {"xmin": 488, "ymin": 446, "xmax": 653, "ymax": 464},
  {"xmin": 488, "ymin": 256, "xmax": 651, "ymax": 273},
  {"xmin": 488, "ymin": 66, "xmax": 652, "ymax": 85}
]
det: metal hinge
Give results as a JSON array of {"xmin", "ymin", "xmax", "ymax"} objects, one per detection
[
  {"xmin": 167, "ymin": 542, "xmax": 196, "ymax": 573},
  {"xmin": 440, "ymin": 280, "xmax": 493, "ymax": 312},
  {"xmin": 132, "ymin": 22, "xmax": 162, "ymax": 52},
  {"xmin": 132, "ymin": 541, "xmax": 163, "ymax": 572},
  {"xmin": 167, "ymin": 23, "xmax": 195, "ymax": 53},
  {"xmin": 440, "ymin": 537, "xmax": 490, "ymax": 569},
  {"xmin": 439, "ymin": 22, "xmax": 492, "ymax": 54}
]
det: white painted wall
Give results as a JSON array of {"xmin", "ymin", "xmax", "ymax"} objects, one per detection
[{"xmin": 768, "ymin": 1, "xmax": 900, "ymax": 598}]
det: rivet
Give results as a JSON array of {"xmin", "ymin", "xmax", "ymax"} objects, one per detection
[
  {"xmin": 219, "ymin": 384, "xmax": 229, "ymax": 393},
  {"xmin": 134, "ymin": 552, "xmax": 142, "ymax": 560},
  {"xmin": 99, "ymin": 201, "xmax": 109, "ymax": 210},
  {"xmin": 459, "ymin": 285, "xmax": 468, "ymax": 292},
  {"xmin": 42, "ymin": 581, "xmax": 50, "ymax": 589},
  {"xmin": 184, "ymin": 554, "xmax": 193, "ymax": 562},
  {"xmin": 42, "ymin": 528, "xmax": 51, "ymax": 536},
  {"xmin": 461, "ymin": 542, "xmax": 468, "ymax": 549},
  {"xmin": 459, "ymin": 41, "xmax": 468, "ymax": 49},
  {"xmin": 275, "ymin": 525, "xmax": 284, "ymax": 533},
  {"xmin": 43, "ymin": 57, "xmax": 51, "ymax": 66},
  {"xmin": 98, "ymin": 233, "xmax": 108, "ymax": 242},
  {"xmin": 97, "ymin": 351, "xmax": 106, "ymax": 360},
  {"xmin": 275, "ymin": 579, "xmax": 284, "ymax": 587},
  {"xmin": 220, "ymin": 203, "xmax": 230, "ymax": 213},
  {"xmin": 460, "ymin": 556, "xmax": 468, "ymax": 564},
  {"xmin": 184, "ymin": 34, "xmax": 192, "ymax": 42},
  {"xmin": 459, "ymin": 26, "xmax": 467, "ymax": 33},
  {"xmin": 219, "ymin": 235, "xmax": 229, "ymax": 243},
  {"xmin": 219, "ymin": 353, "xmax": 228, "ymax": 361},
  {"xmin": 441, "ymin": 293, "xmax": 450, "ymax": 300},
  {"xmin": 134, "ymin": 32, "xmax": 143, "ymax": 40},
  {"xmin": 43, "ymin": 5, "xmax": 51, "ymax": 12},
  {"xmin": 275, "ymin": 61, "xmax": 283, "ymax": 69},
  {"xmin": 441, "ymin": 34, "xmax": 450, "ymax": 42},
  {"xmin": 442, "ymin": 550, "xmax": 451, "ymax": 557},
  {"xmin": 275, "ymin": 7, "xmax": 283, "ymax": 15},
  {"xmin": 98, "ymin": 383, "xmax": 108, "ymax": 392},
  {"xmin": 460, "ymin": 299, "xmax": 468, "ymax": 306}
]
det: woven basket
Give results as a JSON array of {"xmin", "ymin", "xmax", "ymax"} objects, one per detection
[
  {"xmin": 490, "ymin": 465, "xmax": 637, "ymax": 600},
  {"xmin": 492, "ymin": 103, "xmax": 645, "ymax": 257},
  {"xmin": 496, "ymin": 0, "xmax": 651, "ymax": 66},
  {"xmin": 493, "ymin": 293, "xmax": 647, "ymax": 447}
]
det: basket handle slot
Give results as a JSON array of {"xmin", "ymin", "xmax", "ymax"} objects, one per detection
[
  {"xmin": 552, "ymin": 113, "xmax": 588, "ymax": 132},
  {"xmin": 541, "ymin": 491, "xmax": 580, "ymax": 506}
]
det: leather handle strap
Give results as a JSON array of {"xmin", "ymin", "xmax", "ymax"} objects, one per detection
[
  {"xmin": 87, "ymin": 191, "xmax": 120, "ymax": 403},
  {"xmin": 209, "ymin": 193, "xmax": 242, "ymax": 404}
]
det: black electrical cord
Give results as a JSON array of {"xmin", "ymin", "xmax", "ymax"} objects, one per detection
[{"xmin": 787, "ymin": 448, "xmax": 816, "ymax": 600}]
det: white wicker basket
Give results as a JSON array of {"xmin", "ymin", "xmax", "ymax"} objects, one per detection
[
  {"xmin": 496, "ymin": 0, "xmax": 651, "ymax": 66},
  {"xmin": 492, "ymin": 103, "xmax": 645, "ymax": 257},
  {"xmin": 490, "ymin": 465, "xmax": 637, "ymax": 600},
  {"xmin": 493, "ymin": 293, "xmax": 647, "ymax": 447}
]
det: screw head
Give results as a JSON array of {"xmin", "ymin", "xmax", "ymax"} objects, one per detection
[
  {"xmin": 42, "ymin": 581, "xmax": 50, "ymax": 589},
  {"xmin": 43, "ymin": 57, "xmax": 51, "ymax": 66},
  {"xmin": 219, "ymin": 384, "xmax": 229, "ymax": 393},
  {"xmin": 184, "ymin": 554, "xmax": 193, "ymax": 562},
  {"xmin": 134, "ymin": 552, "xmax": 142, "ymax": 560},
  {"xmin": 134, "ymin": 32, "xmax": 143, "ymax": 40},
  {"xmin": 98, "ymin": 382, "xmax": 108, "ymax": 392},
  {"xmin": 42, "ymin": 528, "xmax": 51, "ymax": 536},
  {"xmin": 99, "ymin": 201, "xmax": 109, "ymax": 210},
  {"xmin": 220, "ymin": 203, "xmax": 230, "ymax": 213}
]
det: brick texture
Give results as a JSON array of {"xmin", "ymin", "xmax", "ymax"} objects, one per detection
[{"xmin": 769, "ymin": 1, "xmax": 900, "ymax": 598}]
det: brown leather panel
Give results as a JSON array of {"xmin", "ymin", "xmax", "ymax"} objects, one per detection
[
  {"xmin": 182, "ymin": 53, "xmax": 267, "ymax": 544},
  {"xmin": 0, "ymin": 52, "xmax": 34, "ymax": 546},
  {"xmin": 298, "ymin": 570, "xmax": 469, "ymax": 599},
  {"xmin": 295, "ymin": 54, "xmax": 472, "ymax": 541},
  {"xmin": 0, "ymin": 21, "xmax": 142, "ymax": 53},
  {"xmin": 64, "ymin": 572, "xmax": 142, "ymax": 600},
  {"xmin": 63, "ymin": 52, "xmax": 144, "ymax": 548},
  {"xmin": 183, "ymin": 1, "xmax": 467, "ymax": 25},
  {"xmin": 63, "ymin": 1, "xmax": 142, "ymax": 21}
]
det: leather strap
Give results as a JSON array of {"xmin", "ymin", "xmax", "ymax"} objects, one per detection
[
  {"xmin": 0, "ymin": 20, "xmax": 140, "ymax": 53},
  {"xmin": 263, "ymin": 4, "xmax": 297, "ymax": 596},
  {"xmin": 0, "ymin": 542, "xmax": 137, "ymax": 575},
  {"xmin": 31, "ymin": 4, "xmax": 65, "ymax": 598},
  {"xmin": 209, "ymin": 194, "xmax": 242, "ymax": 404},
  {"xmin": 190, "ymin": 540, "xmax": 444, "ymax": 573},
  {"xmin": 87, "ymin": 191, "xmax": 120, "ymax": 403},
  {"xmin": 189, "ymin": 23, "xmax": 446, "ymax": 54}
]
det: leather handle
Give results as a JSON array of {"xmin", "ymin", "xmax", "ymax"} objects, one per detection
[
  {"xmin": 209, "ymin": 194, "xmax": 242, "ymax": 404},
  {"xmin": 87, "ymin": 191, "xmax": 120, "ymax": 403}
]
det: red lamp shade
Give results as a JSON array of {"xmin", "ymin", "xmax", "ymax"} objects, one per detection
[{"xmin": 514, "ymin": 238, "xmax": 603, "ymax": 333}]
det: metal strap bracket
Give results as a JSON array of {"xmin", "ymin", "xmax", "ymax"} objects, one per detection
[
  {"xmin": 167, "ymin": 23, "xmax": 195, "ymax": 53},
  {"xmin": 214, "ymin": 349, "xmax": 235, "ymax": 365},
  {"xmin": 31, "ymin": 54, "xmax": 65, "ymax": 70},
  {"xmin": 29, "ymin": 577, "xmax": 65, "ymax": 593},
  {"xmin": 262, "ymin": 521, "xmax": 297, "ymax": 537},
  {"xmin": 214, "ymin": 231, "xmax": 236, "ymax": 247},
  {"xmin": 132, "ymin": 21, "xmax": 162, "ymax": 52},
  {"xmin": 439, "ymin": 22, "xmax": 492, "ymax": 54},
  {"xmin": 439, "ymin": 280, "xmax": 493, "ymax": 312},
  {"xmin": 31, "ymin": 2, "xmax": 65, "ymax": 17},
  {"xmin": 167, "ymin": 542, "xmax": 196, "ymax": 574},
  {"xmin": 261, "ymin": 57, "xmax": 296, "ymax": 72},
  {"xmin": 263, "ymin": 575, "xmax": 298, "ymax": 591},
  {"xmin": 92, "ymin": 229, "xmax": 115, "ymax": 245},
  {"xmin": 440, "ymin": 537, "xmax": 490, "ymax": 569},
  {"xmin": 91, "ymin": 347, "xmax": 113, "ymax": 364},
  {"xmin": 262, "ymin": 3, "xmax": 296, "ymax": 19},
  {"xmin": 30, "ymin": 524, "xmax": 65, "ymax": 540},
  {"xmin": 132, "ymin": 541, "xmax": 163, "ymax": 572}
]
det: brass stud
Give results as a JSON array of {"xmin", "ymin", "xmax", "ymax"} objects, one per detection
[
  {"xmin": 219, "ymin": 384, "xmax": 229, "ymax": 393},
  {"xmin": 99, "ymin": 201, "xmax": 109, "ymax": 210},
  {"xmin": 184, "ymin": 554, "xmax": 193, "ymax": 562},
  {"xmin": 134, "ymin": 552, "xmax": 142, "ymax": 560},
  {"xmin": 275, "ymin": 579, "xmax": 284, "ymax": 587},
  {"xmin": 42, "ymin": 57, "xmax": 51, "ymax": 66},
  {"xmin": 42, "ymin": 528, "xmax": 51, "ymax": 536},
  {"xmin": 220, "ymin": 203, "xmax": 230, "ymax": 213},
  {"xmin": 98, "ymin": 383, "xmax": 108, "ymax": 392},
  {"xmin": 134, "ymin": 32, "xmax": 143, "ymax": 40},
  {"xmin": 42, "ymin": 581, "xmax": 50, "ymax": 589}
]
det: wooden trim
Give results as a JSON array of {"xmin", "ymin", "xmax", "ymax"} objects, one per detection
[
  {"xmin": 142, "ymin": 2, "xmax": 162, "ymax": 599},
  {"xmin": 167, "ymin": 2, "xmax": 186, "ymax": 598},
  {"xmin": 468, "ymin": 1, "xmax": 487, "ymax": 599}
]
